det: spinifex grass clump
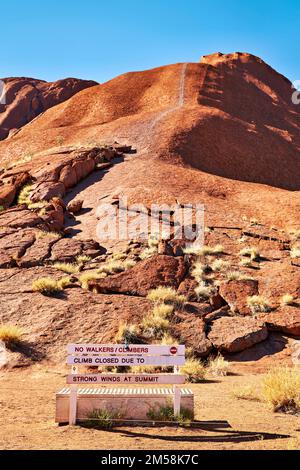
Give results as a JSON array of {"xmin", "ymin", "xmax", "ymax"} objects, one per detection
[
  {"xmin": 247, "ymin": 295, "xmax": 272, "ymax": 314},
  {"xmin": 32, "ymin": 278, "xmax": 62, "ymax": 295},
  {"xmin": 115, "ymin": 323, "xmax": 140, "ymax": 344},
  {"xmin": 0, "ymin": 325, "xmax": 23, "ymax": 347},
  {"xmin": 147, "ymin": 287, "xmax": 186, "ymax": 308},
  {"xmin": 262, "ymin": 367, "xmax": 300, "ymax": 414},
  {"xmin": 208, "ymin": 354, "xmax": 230, "ymax": 377},
  {"xmin": 179, "ymin": 358, "xmax": 206, "ymax": 383}
]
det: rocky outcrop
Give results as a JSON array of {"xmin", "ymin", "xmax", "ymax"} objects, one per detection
[
  {"xmin": 208, "ymin": 316, "xmax": 268, "ymax": 353},
  {"xmin": 0, "ymin": 77, "xmax": 97, "ymax": 140},
  {"xmin": 90, "ymin": 255, "xmax": 187, "ymax": 296},
  {"xmin": 0, "ymin": 145, "xmax": 123, "ymax": 209},
  {"xmin": 259, "ymin": 307, "xmax": 300, "ymax": 336},
  {"xmin": 219, "ymin": 280, "xmax": 259, "ymax": 315}
]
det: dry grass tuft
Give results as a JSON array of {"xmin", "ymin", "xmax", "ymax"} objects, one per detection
[
  {"xmin": 239, "ymin": 247, "xmax": 260, "ymax": 261},
  {"xmin": 98, "ymin": 259, "xmax": 136, "ymax": 275},
  {"xmin": 262, "ymin": 367, "xmax": 300, "ymax": 413},
  {"xmin": 232, "ymin": 385, "xmax": 260, "ymax": 402},
  {"xmin": 53, "ymin": 262, "xmax": 79, "ymax": 274},
  {"xmin": 0, "ymin": 325, "xmax": 23, "ymax": 347},
  {"xmin": 76, "ymin": 255, "xmax": 92, "ymax": 265},
  {"xmin": 115, "ymin": 323, "xmax": 140, "ymax": 344},
  {"xmin": 180, "ymin": 358, "xmax": 206, "ymax": 383},
  {"xmin": 32, "ymin": 277, "xmax": 63, "ymax": 295},
  {"xmin": 280, "ymin": 294, "xmax": 295, "ymax": 306},
  {"xmin": 18, "ymin": 184, "xmax": 33, "ymax": 206},
  {"xmin": 208, "ymin": 354, "xmax": 230, "ymax": 377},
  {"xmin": 247, "ymin": 295, "xmax": 272, "ymax": 314},
  {"xmin": 147, "ymin": 287, "xmax": 186, "ymax": 308},
  {"xmin": 194, "ymin": 283, "xmax": 215, "ymax": 301},
  {"xmin": 211, "ymin": 259, "xmax": 230, "ymax": 272},
  {"xmin": 79, "ymin": 272, "xmax": 105, "ymax": 289}
]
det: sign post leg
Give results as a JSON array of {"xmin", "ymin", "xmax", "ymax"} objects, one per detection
[
  {"xmin": 173, "ymin": 385, "xmax": 181, "ymax": 418},
  {"xmin": 69, "ymin": 385, "xmax": 78, "ymax": 426}
]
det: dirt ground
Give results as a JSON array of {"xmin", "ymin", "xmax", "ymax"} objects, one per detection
[{"xmin": 0, "ymin": 363, "xmax": 299, "ymax": 451}]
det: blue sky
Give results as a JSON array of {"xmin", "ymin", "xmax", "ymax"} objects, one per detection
[{"xmin": 1, "ymin": 0, "xmax": 299, "ymax": 83}]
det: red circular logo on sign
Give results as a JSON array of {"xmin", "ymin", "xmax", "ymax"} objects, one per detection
[{"xmin": 170, "ymin": 346, "xmax": 178, "ymax": 355}]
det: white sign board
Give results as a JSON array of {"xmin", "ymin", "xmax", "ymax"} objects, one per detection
[
  {"xmin": 67, "ymin": 355, "xmax": 185, "ymax": 366},
  {"xmin": 67, "ymin": 344, "xmax": 185, "ymax": 356},
  {"xmin": 67, "ymin": 374, "xmax": 186, "ymax": 385}
]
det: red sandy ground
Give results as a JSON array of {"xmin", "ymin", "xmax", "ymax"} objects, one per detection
[{"xmin": 0, "ymin": 363, "xmax": 299, "ymax": 451}]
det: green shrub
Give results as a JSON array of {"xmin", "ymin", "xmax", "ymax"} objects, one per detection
[
  {"xmin": 147, "ymin": 402, "xmax": 194, "ymax": 426},
  {"xmin": 82, "ymin": 408, "xmax": 122, "ymax": 429}
]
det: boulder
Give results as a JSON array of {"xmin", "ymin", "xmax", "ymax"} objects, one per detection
[
  {"xmin": 30, "ymin": 181, "xmax": 66, "ymax": 202},
  {"xmin": 178, "ymin": 277, "xmax": 199, "ymax": 302},
  {"xmin": 208, "ymin": 316, "xmax": 268, "ymax": 353},
  {"xmin": 173, "ymin": 313, "xmax": 212, "ymax": 357},
  {"xmin": 259, "ymin": 307, "xmax": 300, "ymax": 336},
  {"xmin": 72, "ymin": 158, "xmax": 95, "ymax": 182},
  {"xmin": 219, "ymin": 279, "xmax": 259, "ymax": 315},
  {"xmin": 90, "ymin": 255, "xmax": 187, "ymax": 296},
  {"xmin": 59, "ymin": 165, "xmax": 78, "ymax": 189},
  {"xmin": 67, "ymin": 199, "xmax": 83, "ymax": 214},
  {"xmin": 50, "ymin": 238, "xmax": 83, "ymax": 262}
]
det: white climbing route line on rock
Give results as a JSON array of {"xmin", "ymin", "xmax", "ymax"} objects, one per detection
[{"xmin": 149, "ymin": 62, "xmax": 188, "ymax": 132}]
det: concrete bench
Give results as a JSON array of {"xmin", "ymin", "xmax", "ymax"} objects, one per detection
[
  {"xmin": 56, "ymin": 386, "xmax": 194, "ymax": 423},
  {"xmin": 56, "ymin": 343, "xmax": 194, "ymax": 425}
]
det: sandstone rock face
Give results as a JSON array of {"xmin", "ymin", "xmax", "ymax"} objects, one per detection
[
  {"xmin": 0, "ymin": 77, "xmax": 97, "ymax": 140},
  {"xmin": 219, "ymin": 280, "xmax": 259, "ymax": 315},
  {"xmin": 259, "ymin": 308, "xmax": 300, "ymax": 336},
  {"xmin": 208, "ymin": 316, "xmax": 268, "ymax": 353},
  {"xmin": 90, "ymin": 255, "xmax": 187, "ymax": 296},
  {"xmin": 173, "ymin": 312, "xmax": 212, "ymax": 357}
]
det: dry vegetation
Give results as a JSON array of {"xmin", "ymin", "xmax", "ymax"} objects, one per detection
[
  {"xmin": 262, "ymin": 367, "xmax": 300, "ymax": 414},
  {"xmin": 0, "ymin": 325, "xmax": 23, "ymax": 347}
]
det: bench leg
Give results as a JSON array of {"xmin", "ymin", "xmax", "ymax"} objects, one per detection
[
  {"xmin": 173, "ymin": 386, "xmax": 181, "ymax": 417},
  {"xmin": 69, "ymin": 386, "xmax": 78, "ymax": 426}
]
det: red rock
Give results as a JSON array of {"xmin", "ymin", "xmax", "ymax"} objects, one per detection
[
  {"xmin": 259, "ymin": 308, "xmax": 300, "ymax": 336},
  {"xmin": 30, "ymin": 182, "xmax": 66, "ymax": 202},
  {"xmin": 90, "ymin": 255, "xmax": 187, "ymax": 296},
  {"xmin": 50, "ymin": 238, "xmax": 83, "ymax": 262},
  {"xmin": 219, "ymin": 280, "xmax": 259, "ymax": 315},
  {"xmin": 177, "ymin": 277, "xmax": 199, "ymax": 302},
  {"xmin": 67, "ymin": 199, "xmax": 83, "ymax": 214},
  {"xmin": 173, "ymin": 313, "xmax": 212, "ymax": 357},
  {"xmin": 208, "ymin": 316, "xmax": 268, "ymax": 353},
  {"xmin": 0, "ymin": 77, "xmax": 97, "ymax": 141},
  {"xmin": 72, "ymin": 158, "xmax": 95, "ymax": 182},
  {"xmin": 59, "ymin": 165, "xmax": 78, "ymax": 189},
  {"xmin": 18, "ymin": 233, "xmax": 61, "ymax": 268},
  {"xmin": 0, "ymin": 229, "xmax": 36, "ymax": 267},
  {"xmin": 0, "ymin": 206, "xmax": 44, "ymax": 229}
]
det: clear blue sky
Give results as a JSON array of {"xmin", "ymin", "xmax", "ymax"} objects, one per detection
[{"xmin": 1, "ymin": 0, "xmax": 299, "ymax": 83}]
